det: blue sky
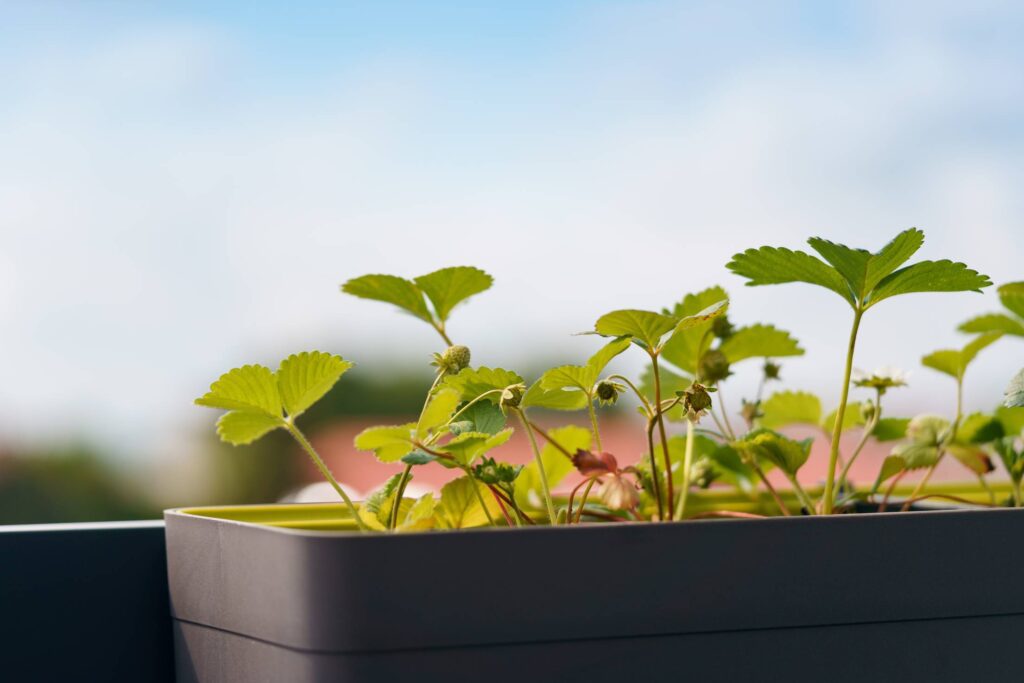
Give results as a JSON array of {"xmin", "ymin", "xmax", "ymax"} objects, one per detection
[{"xmin": 1, "ymin": 1, "xmax": 1023, "ymax": 454}]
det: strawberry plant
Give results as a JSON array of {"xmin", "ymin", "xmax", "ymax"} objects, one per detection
[{"xmin": 195, "ymin": 229, "xmax": 1019, "ymax": 532}]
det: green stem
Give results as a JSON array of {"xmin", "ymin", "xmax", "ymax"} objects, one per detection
[
  {"xmin": 823, "ymin": 307, "xmax": 863, "ymax": 515},
  {"xmin": 787, "ymin": 474, "xmax": 817, "ymax": 515},
  {"xmin": 838, "ymin": 392, "xmax": 881, "ymax": 492},
  {"xmin": 608, "ymin": 374, "xmax": 653, "ymax": 415},
  {"xmin": 645, "ymin": 417, "xmax": 665, "ymax": 520},
  {"xmin": 673, "ymin": 419, "xmax": 697, "ymax": 520},
  {"xmin": 1013, "ymin": 478, "xmax": 1023, "ymax": 508},
  {"xmin": 388, "ymin": 464, "xmax": 413, "ymax": 530},
  {"xmin": 286, "ymin": 422, "xmax": 369, "ymax": 531},
  {"xmin": 750, "ymin": 461, "xmax": 791, "ymax": 516},
  {"xmin": 717, "ymin": 384, "xmax": 738, "ymax": 442},
  {"xmin": 587, "ymin": 397, "xmax": 603, "ymax": 452},
  {"xmin": 433, "ymin": 322, "xmax": 454, "ymax": 346},
  {"xmin": 517, "ymin": 410, "xmax": 557, "ymax": 525},
  {"xmin": 574, "ymin": 478, "xmax": 597, "ymax": 524},
  {"xmin": 470, "ymin": 474, "xmax": 497, "ymax": 526},
  {"xmin": 651, "ymin": 353, "xmax": 675, "ymax": 519},
  {"xmin": 977, "ymin": 474, "xmax": 996, "ymax": 506}
]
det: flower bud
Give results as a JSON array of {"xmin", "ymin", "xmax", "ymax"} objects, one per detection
[
  {"xmin": 763, "ymin": 360, "xmax": 782, "ymax": 381},
  {"xmin": 682, "ymin": 382, "xmax": 714, "ymax": 422},
  {"xmin": 690, "ymin": 456, "xmax": 719, "ymax": 489},
  {"xmin": 698, "ymin": 349, "xmax": 732, "ymax": 383},
  {"xmin": 499, "ymin": 383, "xmax": 525, "ymax": 413},
  {"xmin": 712, "ymin": 315, "xmax": 734, "ymax": 340},
  {"xmin": 595, "ymin": 379, "xmax": 624, "ymax": 406},
  {"xmin": 741, "ymin": 399, "xmax": 762, "ymax": 425},
  {"xmin": 860, "ymin": 402, "xmax": 877, "ymax": 423}
]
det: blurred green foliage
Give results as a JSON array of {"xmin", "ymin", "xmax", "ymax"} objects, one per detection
[{"xmin": 0, "ymin": 446, "xmax": 157, "ymax": 524}]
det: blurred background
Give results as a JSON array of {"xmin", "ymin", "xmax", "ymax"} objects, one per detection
[{"xmin": 2, "ymin": 1, "xmax": 1022, "ymax": 523}]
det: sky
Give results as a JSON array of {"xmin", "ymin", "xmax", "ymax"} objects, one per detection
[{"xmin": 1, "ymin": 1, "xmax": 1023, "ymax": 456}]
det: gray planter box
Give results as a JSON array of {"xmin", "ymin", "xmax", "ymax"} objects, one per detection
[{"xmin": 166, "ymin": 505, "xmax": 1024, "ymax": 682}]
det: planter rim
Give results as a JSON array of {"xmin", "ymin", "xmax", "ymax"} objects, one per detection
[{"xmin": 166, "ymin": 500, "xmax": 1003, "ymax": 539}]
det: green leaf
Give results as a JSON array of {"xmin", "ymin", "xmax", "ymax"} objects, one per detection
[
  {"xmin": 736, "ymin": 429, "xmax": 812, "ymax": 476},
  {"xmin": 359, "ymin": 473, "xmax": 404, "ymax": 530},
  {"xmin": 806, "ymin": 237, "xmax": 872, "ymax": 299},
  {"xmin": 922, "ymin": 331, "xmax": 1002, "ymax": 381},
  {"xmin": 277, "ymin": 351, "xmax": 353, "ymax": 418},
  {"xmin": 868, "ymin": 260, "xmax": 991, "ymax": 307},
  {"xmin": 436, "ymin": 429, "xmax": 513, "ymax": 466},
  {"xmin": 413, "ymin": 266, "xmax": 493, "ymax": 323},
  {"xmin": 996, "ymin": 405, "xmax": 1024, "ymax": 436},
  {"xmin": 947, "ymin": 444, "xmax": 994, "ymax": 475},
  {"xmin": 354, "ymin": 424, "xmax": 416, "ymax": 463},
  {"xmin": 958, "ymin": 313, "xmax": 1024, "ymax": 337},
  {"xmin": 823, "ymin": 402, "xmax": 865, "ymax": 433},
  {"xmin": 195, "ymin": 364, "xmax": 282, "ymax": 417},
  {"xmin": 863, "ymin": 228, "xmax": 926, "ymax": 293},
  {"xmin": 443, "ymin": 367, "xmax": 525, "ymax": 403},
  {"xmin": 872, "ymin": 417, "xmax": 910, "ymax": 442},
  {"xmin": 459, "ymin": 401, "xmax": 506, "ymax": 435},
  {"xmin": 586, "ymin": 336, "xmax": 632, "ymax": 376},
  {"xmin": 759, "ymin": 391, "xmax": 822, "ymax": 430},
  {"xmin": 341, "ymin": 273, "xmax": 432, "ymax": 323},
  {"xmin": 871, "ymin": 455, "xmax": 906, "ymax": 493},
  {"xmin": 806, "ymin": 229, "xmax": 926, "ymax": 301},
  {"xmin": 707, "ymin": 444, "xmax": 758, "ymax": 491},
  {"xmin": 999, "ymin": 282, "xmax": 1024, "ymax": 319},
  {"xmin": 539, "ymin": 365, "xmax": 595, "ymax": 393},
  {"xmin": 957, "ymin": 413, "xmax": 1004, "ymax": 444},
  {"xmin": 417, "ymin": 388, "xmax": 461, "ymax": 439},
  {"xmin": 520, "ymin": 381, "xmax": 590, "ymax": 411},
  {"xmin": 398, "ymin": 494, "xmax": 437, "ymax": 531},
  {"xmin": 514, "ymin": 425, "xmax": 589, "ymax": 511},
  {"xmin": 727, "ymin": 246, "xmax": 854, "ymax": 305},
  {"xmin": 215, "ymin": 411, "xmax": 285, "ymax": 445},
  {"xmin": 594, "ymin": 309, "xmax": 677, "ymax": 350},
  {"xmin": 670, "ymin": 299, "xmax": 729, "ymax": 333},
  {"xmin": 719, "ymin": 324, "xmax": 804, "ymax": 364},
  {"xmin": 891, "ymin": 443, "xmax": 940, "ymax": 471},
  {"xmin": 660, "ymin": 287, "xmax": 729, "ymax": 372},
  {"xmin": 438, "ymin": 476, "xmax": 498, "ymax": 528},
  {"xmin": 1006, "ymin": 369, "xmax": 1024, "ymax": 409}
]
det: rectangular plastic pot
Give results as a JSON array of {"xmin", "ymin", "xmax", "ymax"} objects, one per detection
[{"xmin": 166, "ymin": 504, "xmax": 1024, "ymax": 682}]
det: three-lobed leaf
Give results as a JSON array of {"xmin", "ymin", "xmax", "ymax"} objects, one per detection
[
  {"xmin": 922, "ymin": 331, "xmax": 1002, "ymax": 381},
  {"xmin": 729, "ymin": 229, "xmax": 990, "ymax": 310},
  {"xmin": 736, "ymin": 429, "xmax": 812, "ymax": 476},
  {"xmin": 438, "ymin": 476, "xmax": 500, "ymax": 528},
  {"xmin": 196, "ymin": 352, "xmax": 352, "ymax": 446}
]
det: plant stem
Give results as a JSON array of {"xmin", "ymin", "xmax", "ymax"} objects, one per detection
[
  {"xmin": 716, "ymin": 384, "xmax": 738, "ymax": 441},
  {"xmin": 674, "ymin": 419, "xmax": 697, "ymax": 520},
  {"xmin": 837, "ymin": 392, "xmax": 881, "ymax": 491},
  {"xmin": 574, "ymin": 478, "xmax": 597, "ymax": 524},
  {"xmin": 488, "ymin": 485, "xmax": 516, "ymax": 526},
  {"xmin": 388, "ymin": 464, "xmax": 413, "ymax": 530},
  {"xmin": 651, "ymin": 353, "xmax": 675, "ymax": 519},
  {"xmin": 750, "ymin": 461, "xmax": 792, "ymax": 516},
  {"xmin": 878, "ymin": 469, "xmax": 907, "ymax": 512},
  {"xmin": 645, "ymin": 417, "xmax": 665, "ymax": 520},
  {"xmin": 470, "ymin": 476, "xmax": 497, "ymax": 526},
  {"xmin": 285, "ymin": 422, "xmax": 369, "ymax": 531},
  {"xmin": 977, "ymin": 474, "xmax": 996, "ymax": 505},
  {"xmin": 1014, "ymin": 478, "xmax": 1023, "ymax": 508},
  {"xmin": 587, "ymin": 398, "xmax": 603, "ymax": 452},
  {"xmin": 516, "ymin": 410, "xmax": 557, "ymax": 525},
  {"xmin": 608, "ymin": 374, "xmax": 653, "ymax": 414},
  {"xmin": 787, "ymin": 475, "xmax": 817, "ymax": 515},
  {"xmin": 433, "ymin": 322, "xmax": 454, "ymax": 346},
  {"xmin": 823, "ymin": 307, "xmax": 863, "ymax": 515}
]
